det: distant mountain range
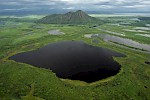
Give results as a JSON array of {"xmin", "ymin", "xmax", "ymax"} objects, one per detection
[{"xmin": 37, "ymin": 10, "xmax": 101, "ymax": 24}]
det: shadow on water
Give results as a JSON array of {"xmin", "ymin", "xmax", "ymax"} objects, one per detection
[{"xmin": 10, "ymin": 41, "xmax": 125, "ymax": 83}]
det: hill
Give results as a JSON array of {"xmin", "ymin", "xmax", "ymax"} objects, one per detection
[{"xmin": 37, "ymin": 10, "xmax": 101, "ymax": 24}]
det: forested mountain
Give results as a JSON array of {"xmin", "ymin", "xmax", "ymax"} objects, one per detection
[{"xmin": 37, "ymin": 10, "xmax": 100, "ymax": 24}]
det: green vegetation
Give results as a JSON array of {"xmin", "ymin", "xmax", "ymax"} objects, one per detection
[
  {"xmin": 0, "ymin": 15, "xmax": 150, "ymax": 100},
  {"xmin": 97, "ymin": 23, "xmax": 150, "ymax": 44},
  {"xmin": 21, "ymin": 84, "xmax": 45, "ymax": 100},
  {"xmin": 37, "ymin": 10, "xmax": 102, "ymax": 24}
]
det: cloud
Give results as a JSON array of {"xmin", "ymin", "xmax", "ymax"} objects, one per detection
[
  {"xmin": 63, "ymin": 7, "xmax": 75, "ymax": 10},
  {"xmin": 0, "ymin": 0, "xmax": 150, "ymax": 14}
]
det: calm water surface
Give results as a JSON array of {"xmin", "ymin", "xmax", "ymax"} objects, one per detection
[
  {"xmin": 98, "ymin": 34, "xmax": 150, "ymax": 52},
  {"xmin": 10, "ymin": 41, "xmax": 125, "ymax": 83}
]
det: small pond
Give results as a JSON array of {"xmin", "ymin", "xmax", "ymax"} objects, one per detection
[
  {"xmin": 0, "ymin": 21, "xmax": 5, "ymax": 25},
  {"xmin": 145, "ymin": 61, "xmax": 150, "ymax": 65},
  {"xmin": 48, "ymin": 30, "xmax": 65, "ymax": 35},
  {"xmin": 10, "ymin": 41, "xmax": 125, "ymax": 83}
]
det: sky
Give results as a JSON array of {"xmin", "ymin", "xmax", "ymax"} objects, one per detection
[{"xmin": 0, "ymin": 0, "xmax": 150, "ymax": 15}]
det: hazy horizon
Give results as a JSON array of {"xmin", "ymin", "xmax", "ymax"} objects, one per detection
[{"xmin": 0, "ymin": 0, "xmax": 150, "ymax": 16}]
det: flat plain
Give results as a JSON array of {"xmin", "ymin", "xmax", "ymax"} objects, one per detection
[{"xmin": 0, "ymin": 15, "xmax": 150, "ymax": 100}]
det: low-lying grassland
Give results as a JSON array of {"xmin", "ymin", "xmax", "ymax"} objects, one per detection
[
  {"xmin": 0, "ymin": 17, "xmax": 150, "ymax": 100},
  {"xmin": 98, "ymin": 24, "xmax": 150, "ymax": 44}
]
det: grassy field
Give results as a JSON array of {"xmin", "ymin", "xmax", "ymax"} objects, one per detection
[
  {"xmin": 97, "ymin": 24, "xmax": 150, "ymax": 44},
  {"xmin": 0, "ymin": 17, "xmax": 150, "ymax": 100}
]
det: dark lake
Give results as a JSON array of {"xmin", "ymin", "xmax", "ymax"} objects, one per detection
[{"xmin": 10, "ymin": 41, "xmax": 125, "ymax": 83}]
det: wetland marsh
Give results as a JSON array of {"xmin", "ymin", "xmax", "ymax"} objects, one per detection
[{"xmin": 0, "ymin": 15, "xmax": 150, "ymax": 100}]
